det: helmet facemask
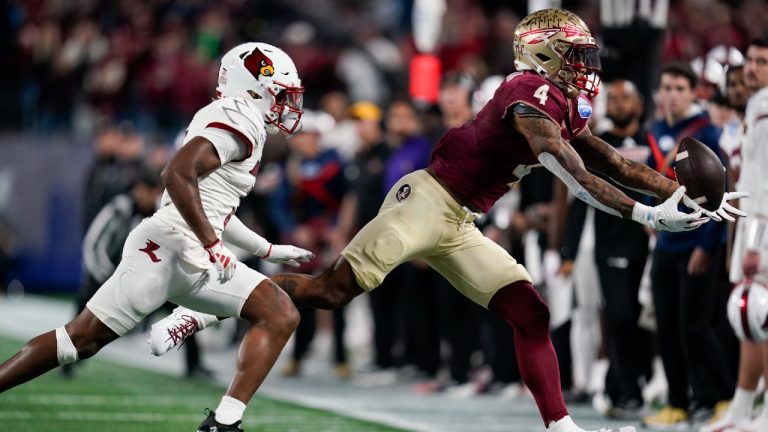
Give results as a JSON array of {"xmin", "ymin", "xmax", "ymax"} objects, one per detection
[
  {"xmin": 554, "ymin": 41, "xmax": 601, "ymax": 98},
  {"xmin": 260, "ymin": 81, "xmax": 304, "ymax": 135}
]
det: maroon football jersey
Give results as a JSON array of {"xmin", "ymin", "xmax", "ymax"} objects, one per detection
[{"xmin": 429, "ymin": 71, "xmax": 592, "ymax": 213}]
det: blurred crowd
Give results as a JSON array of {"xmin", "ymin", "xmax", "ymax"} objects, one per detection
[
  {"xmin": 2, "ymin": 0, "xmax": 768, "ymax": 430},
  {"xmin": 1, "ymin": 0, "xmax": 767, "ymax": 135}
]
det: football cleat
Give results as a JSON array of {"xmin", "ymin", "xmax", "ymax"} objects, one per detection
[
  {"xmin": 149, "ymin": 307, "xmax": 207, "ymax": 356},
  {"xmin": 596, "ymin": 429, "xmax": 637, "ymax": 432},
  {"xmin": 197, "ymin": 409, "xmax": 244, "ymax": 432},
  {"xmin": 547, "ymin": 415, "xmax": 637, "ymax": 432}
]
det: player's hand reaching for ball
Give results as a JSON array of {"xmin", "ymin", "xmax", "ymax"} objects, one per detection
[
  {"xmin": 262, "ymin": 244, "xmax": 315, "ymax": 268},
  {"xmin": 683, "ymin": 191, "xmax": 749, "ymax": 222},
  {"xmin": 631, "ymin": 186, "xmax": 709, "ymax": 232},
  {"xmin": 204, "ymin": 240, "xmax": 238, "ymax": 283}
]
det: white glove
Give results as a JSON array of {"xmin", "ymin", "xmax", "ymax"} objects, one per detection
[
  {"xmin": 631, "ymin": 186, "xmax": 708, "ymax": 232},
  {"xmin": 682, "ymin": 191, "xmax": 749, "ymax": 222},
  {"xmin": 204, "ymin": 240, "xmax": 238, "ymax": 283},
  {"xmin": 262, "ymin": 244, "xmax": 315, "ymax": 267}
]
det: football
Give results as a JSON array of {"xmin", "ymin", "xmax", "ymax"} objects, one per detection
[{"xmin": 674, "ymin": 137, "xmax": 726, "ymax": 212}]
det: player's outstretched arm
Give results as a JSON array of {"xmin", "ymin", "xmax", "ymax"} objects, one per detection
[
  {"xmin": 571, "ymin": 128, "xmax": 747, "ymax": 222},
  {"xmin": 570, "ymin": 128, "xmax": 678, "ymax": 199},
  {"xmin": 515, "ymin": 113, "xmax": 635, "ymax": 218},
  {"xmin": 223, "ymin": 216, "xmax": 314, "ymax": 267},
  {"xmin": 514, "ymin": 112, "xmax": 705, "ymax": 232}
]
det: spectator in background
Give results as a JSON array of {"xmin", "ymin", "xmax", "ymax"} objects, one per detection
[
  {"xmin": 271, "ymin": 111, "xmax": 350, "ymax": 380},
  {"xmin": 383, "ymin": 99, "xmax": 432, "ymax": 193},
  {"xmin": 708, "ymin": 38, "xmax": 768, "ymax": 432},
  {"xmin": 83, "ymin": 123, "xmax": 145, "ymax": 229},
  {"xmin": 642, "ymin": 62, "xmax": 733, "ymax": 430},
  {"xmin": 382, "ymin": 98, "xmax": 441, "ymax": 384},
  {"xmin": 599, "ymin": 0, "xmax": 667, "ymax": 121},
  {"xmin": 719, "ymin": 65, "xmax": 750, "ymax": 186},
  {"xmin": 406, "ymin": 74, "xmax": 487, "ymax": 396},
  {"xmin": 595, "ymin": 80, "xmax": 652, "ymax": 419},
  {"xmin": 318, "ymin": 90, "xmax": 360, "ymax": 163},
  {"xmin": 428, "ymin": 74, "xmax": 487, "ymax": 397},
  {"xmin": 332, "ymin": 102, "xmax": 395, "ymax": 371}
]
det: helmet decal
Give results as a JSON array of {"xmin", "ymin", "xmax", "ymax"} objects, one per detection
[
  {"xmin": 241, "ymin": 48, "xmax": 275, "ymax": 78},
  {"xmin": 520, "ymin": 24, "xmax": 587, "ymax": 45}
]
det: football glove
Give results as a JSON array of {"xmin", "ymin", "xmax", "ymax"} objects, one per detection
[
  {"xmin": 262, "ymin": 244, "xmax": 314, "ymax": 268},
  {"xmin": 632, "ymin": 186, "xmax": 708, "ymax": 232},
  {"xmin": 682, "ymin": 191, "xmax": 749, "ymax": 222},
  {"xmin": 204, "ymin": 240, "xmax": 237, "ymax": 283}
]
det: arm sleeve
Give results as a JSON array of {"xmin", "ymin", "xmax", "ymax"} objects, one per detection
[
  {"xmin": 222, "ymin": 216, "xmax": 271, "ymax": 256},
  {"xmin": 196, "ymin": 126, "xmax": 248, "ymax": 165},
  {"xmin": 537, "ymin": 152, "xmax": 623, "ymax": 218}
]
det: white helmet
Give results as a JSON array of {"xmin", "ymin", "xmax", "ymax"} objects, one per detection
[
  {"xmin": 217, "ymin": 42, "xmax": 304, "ymax": 135},
  {"xmin": 727, "ymin": 281, "xmax": 768, "ymax": 341},
  {"xmin": 472, "ymin": 74, "xmax": 504, "ymax": 115}
]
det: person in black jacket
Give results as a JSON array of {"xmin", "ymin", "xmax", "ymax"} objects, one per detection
[
  {"xmin": 596, "ymin": 80, "xmax": 653, "ymax": 418},
  {"xmin": 560, "ymin": 80, "xmax": 654, "ymax": 417}
]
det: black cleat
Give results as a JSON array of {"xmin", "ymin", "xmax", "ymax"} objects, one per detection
[{"xmin": 196, "ymin": 409, "xmax": 244, "ymax": 432}]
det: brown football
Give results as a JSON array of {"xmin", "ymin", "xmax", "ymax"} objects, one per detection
[{"xmin": 674, "ymin": 136, "xmax": 725, "ymax": 212}]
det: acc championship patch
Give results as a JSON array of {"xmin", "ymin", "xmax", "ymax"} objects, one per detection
[
  {"xmin": 396, "ymin": 184, "xmax": 411, "ymax": 202},
  {"xmin": 577, "ymin": 97, "xmax": 592, "ymax": 119}
]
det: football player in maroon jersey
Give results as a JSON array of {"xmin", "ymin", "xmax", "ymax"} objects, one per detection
[{"xmin": 156, "ymin": 8, "xmax": 746, "ymax": 432}]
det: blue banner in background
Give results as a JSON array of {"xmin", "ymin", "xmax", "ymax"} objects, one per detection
[{"xmin": 0, "ymin": 136, "xmax": 92, "ymax": 293}]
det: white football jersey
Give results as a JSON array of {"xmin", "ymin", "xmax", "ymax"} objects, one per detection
[
  {"xmin": 730, "ymin": 86, "xmax": 768, "ymax": 282},
  {"xmin": 155, "ymin": 97, "xmax": 266, "ymax": 244},
  {"xmin": 737, "ymin": 86, "xmax": 768, "ymax": 217}
]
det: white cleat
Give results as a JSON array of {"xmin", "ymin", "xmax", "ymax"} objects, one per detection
[
  {"xmin": 148, "ymin": 307, "xmax": 218, "ymax": 356},
  {"xmin": 596, "ymin": 429, "xmax": 637, "ymax": 432},
  {"xmin": 547, "ymin": 416, "xmax": 636, "ymax": 432}
]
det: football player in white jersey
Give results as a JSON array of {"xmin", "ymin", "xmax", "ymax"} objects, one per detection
[
  {"xmin": 0, "ymin": 42, "xmax": 314, "ymax": 432},
  {"xmin": 702, "ymin": 38, "xmax": 768, "ymax": 432}
]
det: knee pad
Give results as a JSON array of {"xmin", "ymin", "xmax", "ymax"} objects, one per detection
[{"xmin": 55, "ymin": 327, "xmax": 79, "ymax": 365}]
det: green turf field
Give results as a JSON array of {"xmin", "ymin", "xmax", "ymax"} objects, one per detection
[{"xmin": 0, "ymin": 336, "xmax": 407, "ymax": 432}]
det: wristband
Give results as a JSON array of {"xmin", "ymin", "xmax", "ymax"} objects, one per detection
[{"xmin": 631, "ymin": 202, "xmax": 654, "ymax": 227}]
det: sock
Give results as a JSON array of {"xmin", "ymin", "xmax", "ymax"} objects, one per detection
[
  {"xmin": 546, "ymin": 415, "xmax": 584, "ymax": 432},
  {"xmin": 727, "ymin": 387, "xmax": 757, "ymax": 421},
  {"xmin": 215, "ymin": 395, "xmax": 246, "ymax": 425},
  {"xmin": 489, "ymin": 281, "xmax": 569, "ymax": 426}
]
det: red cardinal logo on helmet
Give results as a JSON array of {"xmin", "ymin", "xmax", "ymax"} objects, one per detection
[{"xmin": 241, "ymin": 48, "xmax": 274, "ymax": 78}]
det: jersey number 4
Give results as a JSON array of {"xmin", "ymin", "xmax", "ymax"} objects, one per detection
[{"xmin": 534, "ymin": 84, "xmax": 549, "ymax": 105}]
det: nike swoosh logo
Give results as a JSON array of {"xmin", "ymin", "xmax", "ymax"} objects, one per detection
[{"xmin": 658, "ymin": 218, "xmax": 670, "ymax": 228}]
